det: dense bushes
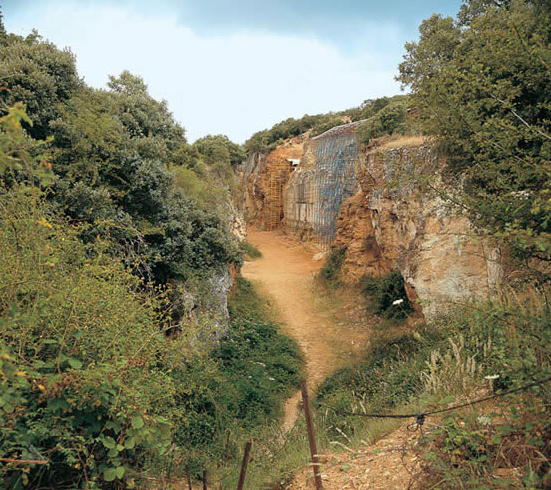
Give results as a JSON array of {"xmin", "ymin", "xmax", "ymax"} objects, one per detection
[
  {"xmin": 171, "ymin": 276, "xmax": 303, "ymax": 474},
  {"xmin": 0, "ymin": 191, "xmax": 177, "ymax": 489},
  {"xmin": 0, "ymin": 17, "xmax": 271, "ymax": 489},
  {"xmin": 318, "ymin": 247, "xmax": 347, "ymax": 285},
  {"xmin": 355, "ymin": 98, "xmax": 409, "ymax": 145},
  {"xmin": 317, "ymin": 330, "xmax": 436, "ymax": 420},
  {"xmin": 0, "ymin": 26, "xmax": 242, "ymax": 289},
  {"xmin": 359, "ymin": 270, "xmax": 413, "ymax": 319},
  {"xmin": 316, "ymin": 292, "xmax": 551, "ymax": 488},
  {"xmin": 397, "ymin": 0, "xmax": 551, "ymax": 264},
  {"xmin": 0, "ymin": 155, "xmax": 301, "ymax": 489},
  {"xmin": 243, "ymin": 95, "xmax": 413, "ymax": 156}
]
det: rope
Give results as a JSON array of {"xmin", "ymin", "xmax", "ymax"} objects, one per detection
[{"xmin": 319, "ymin": 375, "xmax": 551, "ymax": 427}]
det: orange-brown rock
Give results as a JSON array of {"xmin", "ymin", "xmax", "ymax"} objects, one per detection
[
  {"xmin": 241, "ymin": 136, "xmax": 305, "ymax": 230},
  {"xmin": 281, "ymin": 138, "xmax": 502, "ymax": 320},
  {"xmin": 333, "ymin": 191, "xmax": 392, "ymax": 283},
  {"xmin": 356, "ymin": 144, "xmax": 502, "ymax": 319}
]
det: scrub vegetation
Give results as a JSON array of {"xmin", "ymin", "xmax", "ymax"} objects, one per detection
[
  {"xmin": 2, "ymin": 0, "xmax": 551, "ymax": 488},
  {"xmin": 0, "ymin": 17, "xmax": 301, "ymax": 490}
]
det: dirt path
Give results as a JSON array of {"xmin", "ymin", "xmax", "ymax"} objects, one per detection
[
  {"xmin": 241, "ymin": 230, "xmax": 370, "ymax": 429},
  {"xmin": 291, "ymin": 424, "xmax": 423, "ymax": 490}
]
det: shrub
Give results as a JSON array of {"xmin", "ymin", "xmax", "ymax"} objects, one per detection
[
  {"xmin": 238, "ymin": 240, "xmax": 262, "ymax": 260},
  {"xmin": 0, "ymin": 191, "xmax": 177, "ymax": 489},
  {"xmin": 228, "ymin": 276, "xmax": 270, "ymax": 322},
  {"xmin": 356, "ymin": 99, "xmax": 408, "ymax": 145},
  {"xmin": 319, "ymin": 247, "xmax": 347, "ymax": 285},
  {"xmin": 359, "ymin": 270, "xmax": 413, "ymax": 319}
]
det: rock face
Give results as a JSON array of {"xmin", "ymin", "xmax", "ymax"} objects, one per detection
[
  {"xmin": 240, "ymin": 152, "xmax": 268, "ymax": 227},
  {"xmin": 283, "ymin": 140, "xmax": 317, "ymax": 241},
  {"xmin": 283, "ymin": 139, "xmax": 503, "ymax": 320},
  {"xmin": 173, "ymin": 266, "xmax": 234, "ymax": 338},
  {"xmin": 359, "ymin": 145, "xmax": 502, "ymax": 319},
  {"xmin": 206, "ymin": 266, "xmax": 233, "ymax": 334},
  {"xmin": 240, "ymin": 136, "xmax": 305, "ymax": 230}
]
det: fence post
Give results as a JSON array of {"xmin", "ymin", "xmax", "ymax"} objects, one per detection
[
  {"xmin": 186, "ymin": 465, "xmax": 192, "ymax": 490},
  {"xmin": 203, "ymin": 469, "xmax": 208, "ymax": 490},
  {"xmin": 300, "ymin": 380, "xmax": 324, "ymax": 490},
  {"xmin": 236, "ymin": 441, "xmax": 252, "ymax": 490}
]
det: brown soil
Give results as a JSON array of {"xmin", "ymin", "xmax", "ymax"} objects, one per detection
[
  {"xmin": 291, "ymin": 425, "xmax": 423, "ymax": 490},
  {"xmin": 241, "ymin": 229, "xmax": 371, "ymax": 429},
  {"xmin": 242, "ymin": 230, "xmax": 426, "ymax": 490}
]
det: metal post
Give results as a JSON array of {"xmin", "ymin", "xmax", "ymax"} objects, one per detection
[
  {"xmin": 236, "ymin": 441, "xmax": 252, "ymax": 490},
  {"xmin": 300, "ymin": 380, "xmax": 324, "ymax": 490}
]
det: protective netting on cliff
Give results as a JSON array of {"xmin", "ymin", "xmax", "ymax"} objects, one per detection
[{"xmin": 312, "ymin": 121, "xmax": 363, "ymax": 248}]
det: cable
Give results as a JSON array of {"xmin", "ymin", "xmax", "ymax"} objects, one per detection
[{"xmin": 319, "ymin": 375, "xmax": 551, "ymax": 426}]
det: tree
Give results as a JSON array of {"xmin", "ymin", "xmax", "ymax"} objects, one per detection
[
  {"xmin": 0, "ymin": 32, "xmax": 81, "ymax": 140},
  {"xmin": 107, "ymin": 70, "xmax": 186, "ymax": 163},
  {"xmin": 193, "ymin": 134, "xmax": 245, "ymax": 167},
  {"xmin": 397, "ymin": 0, "xmax": 551, "ymax": 266},
  {"xmin": 0, "ymin": 7, "xmax": 6, "ymax": 39}
]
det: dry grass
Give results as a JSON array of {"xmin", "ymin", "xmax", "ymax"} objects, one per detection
[{"xmin": 370, "ymin": 134, "xmax": 429, "ymax": 150}]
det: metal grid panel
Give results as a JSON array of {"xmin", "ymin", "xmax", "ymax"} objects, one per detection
[
  {"xmin": 313, "ymin": 123, "xmax": 361, "ymax": 248},
  {"xmin": 265, "ymin": 158, "xmax": 289, "ymax": 230}
]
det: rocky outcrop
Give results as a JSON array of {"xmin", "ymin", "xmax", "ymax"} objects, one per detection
[
  {"xmin": 283, "ymin": 138, "xmax": 502, "ymax": 320},
  {"xmin": 335, "ymin": 144, "xmax": 502, "ymax": 319},
  {"xmin": 240, "ymin": 152, "xmax": 268, "ymax": 226},
  {"xmin": 172, "ymin": 266, "xmax": 234, "ymax": 338},
  {"xmin": 240, "ymin": 136, "xmax": 306, "ymax": 230}
]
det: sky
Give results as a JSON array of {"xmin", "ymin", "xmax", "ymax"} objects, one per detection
[{"xmin": 2, "ymin": 0, "xmax": 463, "ymax": 143}]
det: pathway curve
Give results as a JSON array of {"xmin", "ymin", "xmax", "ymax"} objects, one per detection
[{"xmin": 241, "ymin": 229, "xmax": 370, "ymax": 429}]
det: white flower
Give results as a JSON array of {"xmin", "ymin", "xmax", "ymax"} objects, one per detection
[{"xmin": 392, "ymin": 299, "xmax": 404, "ymax": 306}]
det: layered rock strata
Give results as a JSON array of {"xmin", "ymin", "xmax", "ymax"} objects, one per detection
[{"xmin": 284, "ymin": 141, "xmax": 502, "ymax": 319}]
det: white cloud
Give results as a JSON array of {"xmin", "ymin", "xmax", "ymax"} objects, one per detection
[{"xmin": 6, "ymin": 3, "xmax": 404, "ymax": 142}]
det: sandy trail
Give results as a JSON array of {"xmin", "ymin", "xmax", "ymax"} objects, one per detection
[{"xmin": 241, "ymin": 230, "xmax": 370, "ymax": 429}]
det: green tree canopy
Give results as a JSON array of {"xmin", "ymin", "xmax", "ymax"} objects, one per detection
[
  {"xmin": 0, "ymin": 32, "xmax": 81, "ymax": 140},
  {"xmin": 397, "ymin": 0, "xmax": 551, "ymax": 266}
]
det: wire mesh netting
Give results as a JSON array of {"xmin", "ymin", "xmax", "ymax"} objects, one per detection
[{"xmin": 312, "ymin": 121, "xmax": 363, "ymax": 248}]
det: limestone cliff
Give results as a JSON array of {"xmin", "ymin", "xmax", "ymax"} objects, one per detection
[
  {"xmin": 283, "ymin": 138, "xmax": 502, "ymax": 320},
  {"xmin": 283, "ymin": 139, "xmax": 317, "ymax": 240},
  {"xmin": 240, "ymin": 136, "xmax": 306, "ymax": 230}
]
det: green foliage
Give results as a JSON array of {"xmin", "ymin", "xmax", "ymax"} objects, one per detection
[
  {"xmin": 359, "ymin": 270, "xmax": 413, "ymax": 319},
  {"xmin": 168, "ymin": 276, "xmax": 303, "ymax": 473},
  {"xmin": 108, "ymin": 70, "xmax": 185, "ymax": 162},
  {"xmin": 0, "ymin": 190, "xmax": 178, "ymax": 489},
  {"xmin": 355, "ymin": 99, "xmax": 409, "ymax": 145},
  {"xmin": 397, "ymin": 0, "xmax": 551, "ymax": 264},
  {"xmin": 317, "ymin": 291, "xmax": 551, "ymax": 488},
  {"xmin": 316, "ymin": 329, "xmax": 439, "ymax": 440},
  {"xmin": 238, "ymin": 240, "xmax": 262, "ymax": 260},
  {"xmin": 193, "ymin": 134, "xmax": 245, "ymax": 168},
  {"xmin": 28, "ymin": 78, "xmax": 239, "ymax": 285},
  {"xmin": 228, "ymin": 276, "xmax": 270, "ymax": 322},
  {"xmin": 0, "ymin": 102, "xmax": 53, "ymax": 186},
  {"xmin": 418, "ymin": 293, "xmax": 551, "ymax": 488},
  {"xmin": 0, "ymin": 31, "xmax": 81, "ymax": 140},
  {"xmin": 244, "ymin": 113, "xmax": 351, "ymax": 155},
  {"xmin": 212, "ymin": 320, "xmax": 303, "ymax": 425},
  {"xmin": 318, "ymin": 247, "xmax": 347, "ymax": 285},
  {"xmin": 0, "ymin": 17, "xmax": 302, "ymax": 490},
  {"xmin": 244, "ymin": 95, "xmax": 413, "ymax": 156},
  {"xmin": 0, "ymin": 16, "xmax": 241, "ymax": 286},
  {"xmin": 309, "ymin": 116, "xmax": 349, "ymax": 137}
]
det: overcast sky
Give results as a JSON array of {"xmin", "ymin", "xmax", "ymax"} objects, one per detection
[{"xmin": 2, "ymin": 0, "xmax": 462, "ymax": 142}]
